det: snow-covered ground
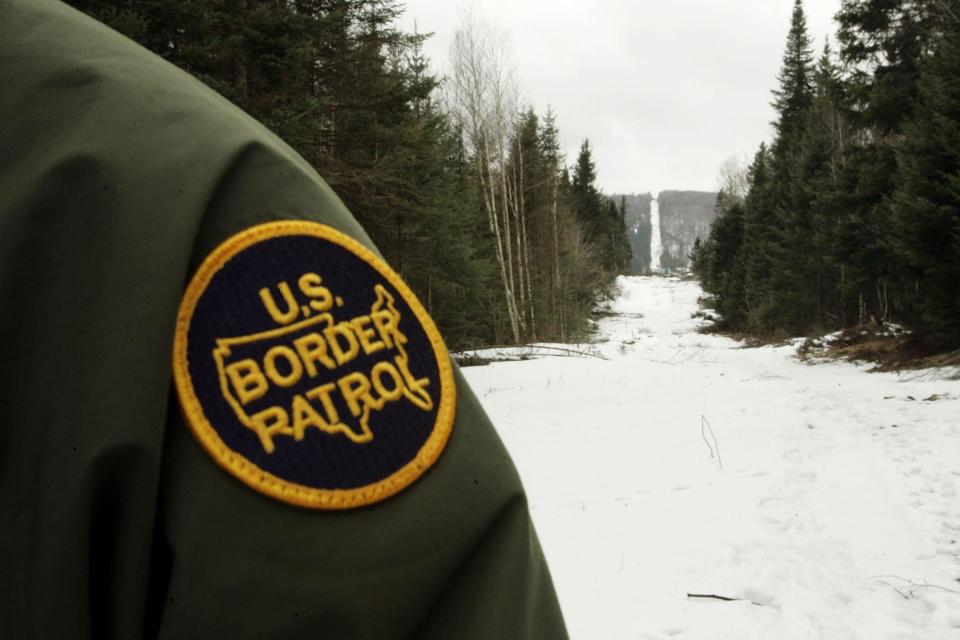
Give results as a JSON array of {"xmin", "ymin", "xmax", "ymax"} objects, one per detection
[{"xmin": 462, "ymin": 276, "xmax": 960, "ymax": 640}]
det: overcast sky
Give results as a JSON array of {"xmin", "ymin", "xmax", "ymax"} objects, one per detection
[{"xmin": 401, "ymin": 0, "xmax": 842, "ymax": 195}]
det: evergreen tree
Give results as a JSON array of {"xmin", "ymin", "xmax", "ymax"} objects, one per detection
[
  {"xmin": 603, "ymin": 198, "xmax": 631, "ymax": 272},
  {"xmin": 837, "ymin": 0, "xmax": 942, "ymax": 135},
  {"xmin": 771, "ymin": 0, "xmax": 815, "ymax": 158},
  {"xmin": 689, "ymin": 236, "xmax": 706, "ymax": 279},
  {"xmin": 755, "ymin": 0, "xmax": 816, "ymax": 333},
  {"xmin": 835, "ymin": 0, "xmax": 944, "ymax": 324},
  {"xmin": 537, "ymin": 107, "xmax": 565, "ymax": 336},
  {"xmin": 697, "ymin": 191, "xmax": 747, "ymax": 327},
  {"xmin": 740, "ymin": 144, "xmax": 780, "ymax": 331},
  {"xmin": 889, "ymin": 5, "xmax": 960, "ymax": 341},
  {"xmin": 798, "ymin": 41, "xmax": 854, "ymax": 326},
  {"xmin": 383, "ymin": 41, "xmax": 491, "ymax": 347},
  {"xmin": 571, "ymin": 139, "xmax": 602, "ymax": 235},
  {"xmin": 570, "ymin": 140, "xmax": 630, "ymax": 274},
  {"xmin": 695, "ymin": 0, "xmax": 955, "ymax": 347},
  {"xmin": 767, "ymin": 40, "xmax": 849, "ymax": 332},
  {"xmin": 617, "ymin": 195, "xmax": 633, "ymax": 272},
  {"xmin": 570, "ymin": 140, "xmax": 606, "ymax": 267},
  {"xmin": 67, "ymin": 1, "xmax": 665, "ymax": 347}
]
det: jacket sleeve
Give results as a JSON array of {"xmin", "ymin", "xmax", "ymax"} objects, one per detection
[{"xmin": 0, "ymin": 1, "xmax": 567, "ymax": 638}]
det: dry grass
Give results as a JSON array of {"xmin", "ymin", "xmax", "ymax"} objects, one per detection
[
  {"xmin": 798, "ymin": 324, "xmax": 960, "ymax": 373},
  {"xmin": 693, "ymin": 298, "xmax": 960, "ymax": 374}
]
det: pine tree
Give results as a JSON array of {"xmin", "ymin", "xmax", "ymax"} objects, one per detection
[
  {"xmin": 571, "ymin": 139, "xmax": 601, "ymax": 228},
  {"xmin": 837, "ymin": 0, "xmax": 942, "ymax": 135},
  {"xmin": 835, "ymin": 0, "xmax": 945, "ymax": 324},
  {"xmin": 740, "ymin": 144, "xmax": 780, "ymax": 331},
  {"xmin": 766, "ymin": 40, "xmax": 852, "ymax": 332},
  {"xmin": 537, "ymin": 107, "xmax": 565, "ymax": 336},
  {"xmin": 617, "ymin": 195, "xmax": 633, "ymax": 272},
  {"xmin": 71, "ymin": 0, "xmax": 638, "ymax": 347},
  {"xmin": 753, "ymin": 0, "xmax": 817, "ymax": 333},
  {"xmin": 570, "ymin": 141, "xmax": 604, "ymax": 254},
  {"xmin": 771, "ymin": 0, "xmax": 815, "ymax": 158},
  {"xmin": 795, "ymin": 41, "xmax": 853, "ymax": 326},
  {"xmin": 694, "ymin": 0, "xmax": 955, "ymax": 343},
  {"xmin": 570, "ymin": 140, "xmax": 630, "ymax": 275},
  {"xmin": 697, "ymin": 191, "xmax": 747, "ymax": 328},
  {"xmin": 889, "ymin": 4, "xmax": 960, "ymax": 341},
  {"xmin": 383, "ymin": 40, "xmax": 491, "ymax": 347},
  {"xmin": 570, "ymin": 140, "xmax": 605, "ymax": 261}
]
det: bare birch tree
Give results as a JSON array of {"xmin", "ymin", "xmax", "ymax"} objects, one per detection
[
  {"xmin": 716, "ymin": 154, "xmax": 750, "ymax": 202},
  {"xmin": 449, "ymin": 7, "xmax": 524, "ymax": 342}
]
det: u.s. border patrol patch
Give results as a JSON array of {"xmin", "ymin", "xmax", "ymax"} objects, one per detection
[{"xmin": 172, "ymin": 221, "xmax": 455, "ymax": 509}]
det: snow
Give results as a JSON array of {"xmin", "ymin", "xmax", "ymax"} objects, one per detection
[
  {"xmin": 462, "ymin": 276, "xmax": 960, "ymax": 639},
  {"xmin": 650, "ymin": 197, "xmax": 663, "ymax": 272}
]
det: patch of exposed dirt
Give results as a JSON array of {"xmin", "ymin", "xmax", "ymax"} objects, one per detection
[{"xmin": 798, "ymin": 324, "xmax": 960, "ymax": 373}]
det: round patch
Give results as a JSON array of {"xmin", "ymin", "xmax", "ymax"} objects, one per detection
[{"xmin": 172, "ymin": 221, "xmax": 456, "ymax": 509}]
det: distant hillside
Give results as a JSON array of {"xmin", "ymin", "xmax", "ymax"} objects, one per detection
[
  {"xmin": 614, "ymin": 190, "xmax": 717, "ymax": 273},
  {"xmin": 657, "ymin": 190, "xmax": 717, "ymax": 270},
  {"xmin": 617, "ymin": 193, "xmax": 652, "ymax": 273}
]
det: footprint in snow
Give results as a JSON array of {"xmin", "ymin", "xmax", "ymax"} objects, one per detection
[
  {"xmin": 785, "ymin": 469, "xmax": 817, "ymax": 485},
  {"xmin": 782, "ymin": 449, "xmax": 808, "ymax": 463}
]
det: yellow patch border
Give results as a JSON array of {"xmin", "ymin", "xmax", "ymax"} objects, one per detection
[{"xmin": 172, "ymin": 220, "xmax": 456, "ymax": 509}]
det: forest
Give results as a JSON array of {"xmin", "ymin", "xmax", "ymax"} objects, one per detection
[
  {"xmin": 691, "ymin": 0, "xmax": 960, "ymax": 349},
  {"xmin": 68, "ymin": 0, "xmax": 632, "ymax": 349}
]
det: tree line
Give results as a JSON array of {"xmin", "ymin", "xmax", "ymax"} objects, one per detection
[
  {"xmin": 692, "ymin": 0, "xmax": 960, "ymax": 347},
  {"xmin": 70, "ymin": 0, "xmax": 631, "ymax": 349}
]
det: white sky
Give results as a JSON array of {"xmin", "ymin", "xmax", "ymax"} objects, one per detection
[{"xmin": 401, "ymin": 0, "xmax": 842, "ymax": 195}]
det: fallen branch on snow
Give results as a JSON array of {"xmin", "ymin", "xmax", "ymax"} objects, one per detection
[
  {"xmin": 451, "ymin": 344, "xmax": 610, "ymax": 363},
  {"xmin": 686, "ymin": 593, "xmax": 765, "ymax": 606}
]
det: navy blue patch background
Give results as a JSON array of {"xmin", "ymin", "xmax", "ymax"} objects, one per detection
[{"xmin": 186, "ymin": 234, "xmax": 443, "ymax": 490}]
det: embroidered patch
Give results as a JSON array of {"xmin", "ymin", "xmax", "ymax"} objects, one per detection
[{"xmin": 172, "ymin": 221, "xmax": 456, "ymax": 509}]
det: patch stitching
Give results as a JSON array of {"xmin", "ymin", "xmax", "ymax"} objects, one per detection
[{"xmin": 172, "ymin": 220, "xmax": 456, "ymax": 509}]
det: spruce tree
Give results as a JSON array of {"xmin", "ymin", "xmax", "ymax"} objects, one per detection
[
  {"xmin": 771, "ymin": 0, "xmax": 815, "ymax": 157},
  {"xmin": 798, "ymin": 42, "xmax": 853, "ymax": 326},
  {"xmin": 768, "ymin": 41, "xmax": 850, "ymax": 332},
  {"xmin": 740, "ymin": 144, "xmax": 780, "ymax": 331},
  {"xmin": 536, "ymin": 108, "xmax": 565, "ymax": 336},
  {"xmin": 836, "ymin": 0, "xmax": 942, "ymax": 135},
  {"xmin": 698, "ymin": 192, "xmax": 747, "ymax": 328},
  {"xmin": 617, "ymin": 195, "xmax": 633, "ymax": 272},
  {"xmin": 758, "ymin": 0, "xmax": 816, "ymax": 333},
  {"xmin": 836, "ymin": 0, "xmax": 944, "ymax": 324},
  {"xmin": 70, "ymin": 0, "xmax": 634, "ymax": 346},
  {"xmin": 889, "ymin": 5, "xmax": 960, "ymax": 341},
  {"xmin": 570, "ymin": 140, "xmax": 630, "ymax": 275},
  {"xmin": 570, "ymin": 140, "xmax": 604, "ymax": 248},
  {"xmin": 571, "ymin": 140, "xmax": 600, "ymax": 217}
]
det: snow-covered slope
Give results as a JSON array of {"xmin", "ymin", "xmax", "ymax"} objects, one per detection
[
  {"xmin": 649, "ymin": 197, "xmax": 663, "ymax": 272},
  {"xmin": 463, "ymin": 276, "xmax": 960, "ymax": 640}
]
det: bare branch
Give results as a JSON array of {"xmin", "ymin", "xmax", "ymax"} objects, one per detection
[
  {"xmin": 701, "ymin": 415, "xmax": 723, "ymax": 470},
  {"xmin": 687, "ymin": 593, "xmax": 765, "ymax": 606}
]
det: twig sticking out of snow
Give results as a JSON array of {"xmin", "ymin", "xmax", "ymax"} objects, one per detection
[
  {"xmin": 686, "ymin": 593, "xmax": 765, "ymax": 606},
  {"xmin": 869, "ymin": 575, "xmax": 960, "ymax": 597},
  {"xmin": 701, "ymin": 415, "xmax": 722, "ymax": 470}
]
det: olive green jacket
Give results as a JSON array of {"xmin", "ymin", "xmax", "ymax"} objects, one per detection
[{"xmin": 0, "ymin": 1, "xmax": 568, "ymax": 637}]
